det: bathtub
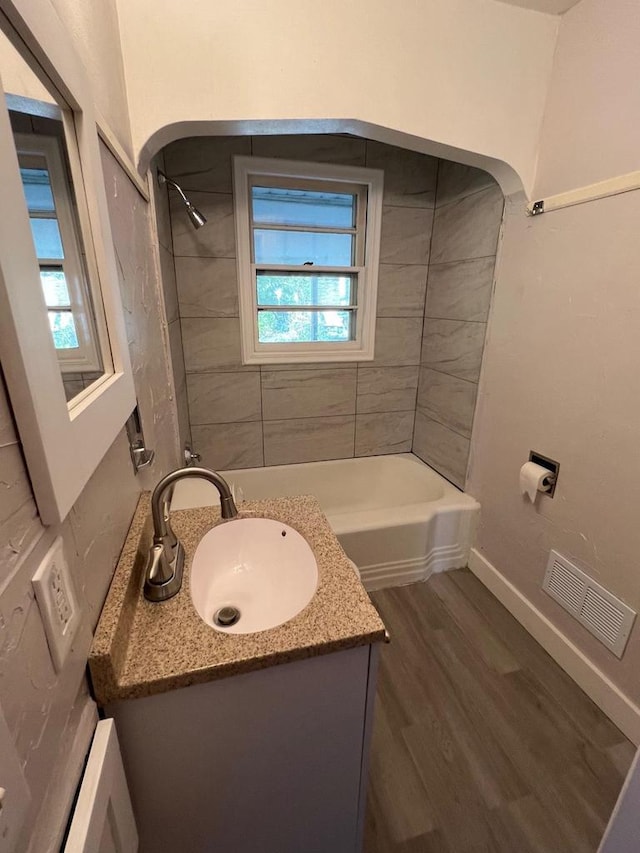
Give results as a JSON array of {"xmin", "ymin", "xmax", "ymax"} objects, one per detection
[{"xmin": 171, "ymin": 453, "xmax": 480, "ymax": 591}]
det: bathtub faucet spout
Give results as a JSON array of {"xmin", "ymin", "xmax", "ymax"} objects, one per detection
[{"xmin": 144, "ymin": 466, "xmax": 238, "ymax": 602}]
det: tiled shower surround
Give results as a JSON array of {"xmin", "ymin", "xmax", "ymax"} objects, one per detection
[{"xmin": 157, "ymin": 135, "xmax": 504, "ymax": 487}]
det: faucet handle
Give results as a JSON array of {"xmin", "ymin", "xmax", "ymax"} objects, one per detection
[
  {"xmin": 162, "ymin": 495, "xmax": 178, "ymax": 552},
  {"xmin": 144, "ymin": 541, "xmax": 185, "ymax": 602},
  {"xmin": 184, "ymin": 444, "xmax": 201, "ymax": 466},
  {"xmin": 147, "ymin": 543, "xmax": 167, "ymax": 584}
]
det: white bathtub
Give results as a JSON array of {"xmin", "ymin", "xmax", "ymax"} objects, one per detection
[{"xmin": 171, "ymin": 453, "xmax": 480, "ymax": 591}]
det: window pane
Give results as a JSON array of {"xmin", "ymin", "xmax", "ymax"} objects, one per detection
[
  {"xmin": 258, "ymin": 310, "xmax": 353, "ymax": 343},
  {"xmin": 30, "ymin": 217, "xmax": 64, "ymax": 259},
  {"xmin": 252, "ymin": 187, "xmax": 355, "ymax": 228},
  {"xmin": 254, "ymin": 229, "xmax": 352, "ymax": 266},
  {"xmin": 256, "ymin": 273, "xmax": 353, "ymax": 307},
  {"xmin": 48, "ymin": 310, "xmax": 79, "ymax": 349},
  {"xmin": 20, "ymin": 167, "xmax": 55, "ymax": 212},
  {"xmin": 41, "ymin": 268, "xmax": 70, "ymax": 307}
]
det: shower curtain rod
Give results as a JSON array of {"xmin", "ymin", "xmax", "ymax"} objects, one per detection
[{"xmin": 526, "ymin": 169, "xmax": 640, "ymax": 216}]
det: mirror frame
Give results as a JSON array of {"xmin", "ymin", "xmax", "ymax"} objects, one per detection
[{"xmin": 0, "ymin": 0, "xmax": 136, "ymax": 524}]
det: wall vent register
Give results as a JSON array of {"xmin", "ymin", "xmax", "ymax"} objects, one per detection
[{"xmin": 543, "ymin": 550, "xmax": 636, "ymax": 658}]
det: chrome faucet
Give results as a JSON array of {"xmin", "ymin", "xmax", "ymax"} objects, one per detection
[{"xmin": 144, "ymin": 466, "xmax": 238, "ymax": 602}]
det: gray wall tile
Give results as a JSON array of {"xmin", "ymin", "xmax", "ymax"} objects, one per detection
[
  {"xmin": 153, "ymin": 182, "xmax": 173, "ymax": 253},
  {"xmin": 171, "ymin": 192, "xmax": 236, "ymax": 258},
  {"xmin": 187, "ymin": 372, "xmax": 261, "ymax": 424},
  {"xmin": 252, "ymin": 134, "xmax": 366, "ymax": 166},
  {"xmin": 261, "ymin": 368, "xmax": 356, "ymax": 420},
  {"xmin": 168, "ymin": 319, "xmax": 186, "ymax": 393},
  {"xmin": 355, "ymin": 411, "xmax": 415, "ymax": 456},
  {"xmin": 175, "ymin": 256, "xmax": 239, "ymax": 317},
  {"xmin": 159, "ymin": 245, "xmax": 179, "ymax": 324},
  {"xmin": 417, "ymin": 369, "xmax": 478, "ymax": 438},
  {"xmin": 176, "ymin": 382, "xmax": 192, "ymax": 449},
  {"xmin": 192, "ymin": 422, "xmax": 264, "ymax": 470},
  {"xmin": 357, "ymin": 366, "xmax": 419, "ymax": 414},
  {"xmin": 430, "ymin": 184, "xmax": 504, "ymax": 264},
  {"xmin": 160, "ymin": 135, "xmax": 502, "ymax": 475},
  {"xmin": 263, "ymin": 416, "xmax": 355, "ymax": 465},
  {"xmin": 168, "ymin": 319, "xmax": 190, "ymax": 449},
  {"xmin": 182, "ymin": 317, "xmax": 250, "ymax": 372},
  {"xmin": 376, "ymin": 264, "xmax": 428, "ymax": 317},
  {"xmin": 421, "ymin": 319, "xmax": 486, "ymax": 382},
  {"xmin": 0, "ymin": 376, "xmax": 17, "ymax": 447},
  {"xmin": 164, "ymin": 136, "xmax": 251, "ymax": 193},
  {"xmin": 413, "ymin": 410, "xmax": 470, "ymax": 488},
  {"xmin": 425, "ymin": 257, "xmax": 495, "ymax": 322},
  {"xmin": 366, "ymin": 141, "xmax": 438, "ymax": 207},
  {"xmin": 436, "ymin": 160, "xmax": 497, "ymax": 207},
  {"xmin": 260, "ymin": 362, "xmax": 355, "ymax": 371},
  {"xmin": 380, "ymin": 206, "xmax": 434, "ymax": 265},
  {"xmin": 373, "ymin": 318, "xmax": 423, "ymax": 366}
]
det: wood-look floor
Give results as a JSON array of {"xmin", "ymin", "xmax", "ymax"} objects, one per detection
[{"xmin": 364, "ymin": 570, "xmax": 635, "ymax": 853}]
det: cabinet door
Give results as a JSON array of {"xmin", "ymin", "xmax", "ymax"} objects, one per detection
[
  {"xmin": 598, "ymin": 748, "xmax": 640, "ymax": 853},
  {"xmin": 64, "ymin": 719, "xmax": 137, "ymax": 853}
]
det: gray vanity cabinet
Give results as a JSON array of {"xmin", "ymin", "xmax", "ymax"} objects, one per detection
[{"xmin": 107, "ymin": 644, "xmax": 379, "ymax": 853}]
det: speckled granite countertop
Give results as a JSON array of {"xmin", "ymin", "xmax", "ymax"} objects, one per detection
[{"xmin": 89, "ymin": 493, "xmax": 386, "ymax": 705}]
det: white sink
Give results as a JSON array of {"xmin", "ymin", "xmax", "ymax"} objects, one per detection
[{"xmin": 189, "ymin": 517, "xmax": 318, "ymax": 634}]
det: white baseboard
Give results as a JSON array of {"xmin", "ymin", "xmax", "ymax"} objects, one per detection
[{"xmin": 468, "ymin": 548, "xmax": 640, "ymax": 746}]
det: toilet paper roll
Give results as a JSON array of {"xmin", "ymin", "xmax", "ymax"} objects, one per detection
[{"xmin": 519, "ymin": 462, "xmax": 553, "ymax": 502}]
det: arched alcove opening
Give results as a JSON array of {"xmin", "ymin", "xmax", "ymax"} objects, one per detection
[
  {"xmin": 151, "ymin": 123, "xmax": 511, "ymax": 488},
  {"xmin": 140, "ymin": 118, "xmax": 525, "ymax": 200}
]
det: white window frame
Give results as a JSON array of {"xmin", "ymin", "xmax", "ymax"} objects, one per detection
[
  {"xmin": 15, "ymin": 132, "xmax": 102, "ymax": 372},
  {"xmin": 233, "ymin": 155, "xmax": 383, "ymax": 364}
]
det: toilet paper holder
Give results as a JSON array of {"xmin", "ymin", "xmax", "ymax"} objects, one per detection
[{"xmin": 528, "ymin": 451, "xmax": 559, "ymax": 498}]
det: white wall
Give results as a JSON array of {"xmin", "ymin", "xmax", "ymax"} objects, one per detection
[
  {"xmin": 49, "ymin": 0, "xmax": 133, "ymax": 157},
  {"xmin": 115, "ymin": 0, "xmax": 558, "ymax": 196},
  {"xmin": 535, "ymin": 0, "xmax": 640, "ymax": 197},
  {"xmin": 468, "ymin": 0, "xmax": 640, "ymax": 708}
]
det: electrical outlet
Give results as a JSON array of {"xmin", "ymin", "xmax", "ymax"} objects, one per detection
[{"xmin": 32, "ymin": 537, "xmax": 81, "ymax": 672}]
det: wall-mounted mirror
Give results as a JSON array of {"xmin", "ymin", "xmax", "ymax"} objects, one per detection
[
  {"xmin": 2, "ymin": 28, "xmax": 112, "ymax": 404},
  {"xmin": 0, "ymin": 1, "xmax": 135, "ymax": 524}
]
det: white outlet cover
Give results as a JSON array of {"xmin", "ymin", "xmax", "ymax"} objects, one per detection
[
  {"xmin": 0, "ymin": 704, "xmax": 31, "ymax": 853},
  {"xmin": 32, "ymin": 537, "xmax": 81, "ymax": 672}
]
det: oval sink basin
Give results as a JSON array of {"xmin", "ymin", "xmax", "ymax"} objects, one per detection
[{"xmin": 189, "ymin": 518, "xmax": 318, "ymax": 634}]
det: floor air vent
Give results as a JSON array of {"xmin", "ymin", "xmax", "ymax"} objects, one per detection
[{"xmin": 543, "ymin": 550, "xmax": 636, "ymax": 658}]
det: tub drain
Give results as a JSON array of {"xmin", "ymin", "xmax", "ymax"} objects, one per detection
[{"xmin": 213, "ymin": 605, "xmax": 241, "ymax": 627}]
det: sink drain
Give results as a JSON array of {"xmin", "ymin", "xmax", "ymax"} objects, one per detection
[{"xmin": 213, "ymin": 605, "xmax": 241, "ymax": 627}]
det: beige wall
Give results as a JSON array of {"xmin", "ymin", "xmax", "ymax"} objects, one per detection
[
  {"xmin": 535, "ymin": 0, "xmax": 640, "ymax": 197},
  {"xmin": 115, "ymin": 0, "xmax": 558, "ymax": 196},
  {"xmin": 468, "ymin": 0, "xmax": 640, "ymax": 707},
  {"xmin": 468, "ymin": 189, "xmax": 640, "ymax": 706}
]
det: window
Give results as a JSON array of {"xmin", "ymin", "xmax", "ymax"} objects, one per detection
[
  {"xmin": 15, "ymin": 132, "xmax": 101, "ymax": 371},
  {"xmin": 234, "ymin": 156, "xmax": 383, "ymax": 364}
]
